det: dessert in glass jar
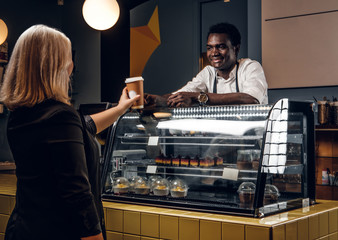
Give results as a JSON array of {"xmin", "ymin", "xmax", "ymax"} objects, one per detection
[
  {"xmin": 170, "ymin": 178, "xmax": 188, "ymax": 198},
  {"xmin": 237, "ymin": 150, "xmax": 253, "ymax": 170},
  {"xmin": 129, "ymin": 175, "xmax": 144, "ymax": 193},
  {"xmin": 251, "ymin": 149, "xmax": 261, "ymax": 170},
  {"xmin": 134, "ymin": 177, "xmax": 150, "ymax": 195},
  {"xmin": 153, "ymin": 178, "xmax": 170, "ymax": 196},
  {"xmin": 112, "ymin": 177, "xmax": 130, "ymax": 194},
  {"xmin": 264, "ymin": 184, "xmax": 280, "ymax": 204},
  {"xmin": 237, "ymin": 182, "xmax": 256, "ymax": 204}
]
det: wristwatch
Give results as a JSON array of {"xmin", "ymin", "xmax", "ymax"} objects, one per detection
[{"xmin": 197, "ymin": 92, "xmax": 209, "ymax": 106}]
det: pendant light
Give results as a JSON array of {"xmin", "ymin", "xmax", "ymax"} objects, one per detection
[
  {"xmin": 0, "ymin": 19, "xmax": 8, "ymax": 45},
  {"xmin": 82, "ymin": 0, "xmax": 120, "ymax": 31}
]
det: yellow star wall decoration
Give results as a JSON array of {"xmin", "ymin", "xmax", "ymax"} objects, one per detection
[{"xmin": 130, "ymin": 6, "xmax": 161, "ymax": 77}]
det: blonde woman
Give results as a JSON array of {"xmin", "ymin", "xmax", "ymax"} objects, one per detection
[{"xmin": 0, "ymin": 25, "xmax": 139, "ymax": 240}]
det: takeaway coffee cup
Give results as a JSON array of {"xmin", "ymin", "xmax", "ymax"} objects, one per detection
[{"xmin": 125, "ymin": 76, "xmax": 144, "ymax": 109}]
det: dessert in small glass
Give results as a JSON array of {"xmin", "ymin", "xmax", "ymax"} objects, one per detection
[
  {"xmin": 149, "ymin": 175, "xmax": 162, "ymax": 192},
  {"xmin": 170, "ymin": 179, "xmax": 188, "ymax": 198},
  {"xmin": 180, "ymin": 156, "xmax": 190, "ymax": 167},
  {"xmin": 214, "ymin": 156, "xmax": 223, "ymax": 166},
  {"xmin": 153, "ymin": 178, "xmax": 170, "ymax": 196},
  {"xmin": 264, "ymin": 184, "xmax": 280, "ymax": 205},
  {"xmin": 172, "ymin": 155, "xmax": 181, "ymax": 166},
  {"xmin": 134, "ymin": 177, "xmax": 150, "ymax": 195},
  {"xmin": 251, "ymin": 149, "xmax": 261, "ymax": 170},
  {"xmin": 190, "ymin": 156, "xmax": 200, "ymax": 167},
  {"xmin": 237, "ymin": 182, "xmax": 256, "ymax": 204},
  {"xmin": 155, "ymin": 154, "xmax": 164, "ymax": 165},
  {"xmin": 112, "ymin": 177, "xmax": 130, "ymax": 194},
  {"xmin": 237, "ymin": 150, "xmax": 253, "ymax": 170},
  {"xmin": 163, "ymin": 155, "xmax": 172, "ymax": 166},
  {"xmin": 129, "ymin": 176, "xmax": 143, "ymax": 193},
  {"xmin": 200, "ymin": 156, "xmax": 214, "ymax": 167}
]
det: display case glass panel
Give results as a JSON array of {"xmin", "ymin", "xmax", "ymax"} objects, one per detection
[{"xmin": 101, "ymin": 99, "xmax": 315, "ymax": 217}]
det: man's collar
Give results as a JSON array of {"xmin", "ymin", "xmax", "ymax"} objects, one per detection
[{"xmin": 215, "ymin": 62, "xmax": 238, "ymax": 80}]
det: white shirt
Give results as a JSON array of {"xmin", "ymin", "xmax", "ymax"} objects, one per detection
[{"xmin": 174, "ymin": 58, "xmax": 268, "ymax": 104}]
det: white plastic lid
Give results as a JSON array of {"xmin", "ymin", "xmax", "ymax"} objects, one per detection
[
  {"xmin": 264, "ymin": 184, "xmax": 280, "ymax": 196},
  {"xmin": 125, "ymin": 76, "xmax": 144, "ymax": 83},
  {"xmin": 237, "ymin": 182, "xmax": 256, "ymax": 193}
]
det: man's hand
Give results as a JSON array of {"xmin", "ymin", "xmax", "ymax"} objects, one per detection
[
  {"xmin": 144, "ymin": 93, "xmax": 157, "ymax": 107},
  {"xmin": 144, "ymin": 93, "xmax": 169, "ymax": 107},
  {"xmin": 167, "ymin": 92, "xmax": 199, "ymax": 107}
]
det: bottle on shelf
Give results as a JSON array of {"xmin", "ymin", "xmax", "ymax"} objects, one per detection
[{"xmin": 322, "ymin": 168, "xmax": 329, "ymax": 185}]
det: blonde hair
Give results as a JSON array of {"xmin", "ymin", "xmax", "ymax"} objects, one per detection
[{"xmin": 0, "ymin": 24, "xmax": 72, "ymax": 110}]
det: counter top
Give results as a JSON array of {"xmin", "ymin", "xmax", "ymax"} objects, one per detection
[{"xmin": 0, "ymin": 173, "xmax": 16, "ymax": 196}]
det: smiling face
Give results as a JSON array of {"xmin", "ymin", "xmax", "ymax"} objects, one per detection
[{"xmin": 206, "ymin": 33, "xmax": 239, "ymax": 78}]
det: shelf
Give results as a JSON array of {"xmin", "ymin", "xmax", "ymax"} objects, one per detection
[
  {"xmin": 119, "ymin": 134, "xmax": 262, "ymax": 147},
  {"xmin": 120, "ymin": 134, "xmax": 262, "ymax": 140},
  {"xmin": 315, "ymin": 126, "xmax": 338, "ymax": 131},
  {"xmin": 119, "ymin": 161, "xmax": 304, "ymax": 175},
  {"xmin": 0, "ymin": 162, "xmax": 16, "ymax": 171},
  {"xmin": 120, "ymin": 169, "xmax": 258, "ymax": 181}
]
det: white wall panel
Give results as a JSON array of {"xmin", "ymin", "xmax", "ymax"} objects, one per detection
[
  {"xmin": 262, "ymin": 0, "xmax": 338, "ymax": 88},
  {"xmin": 262, "ymin": 0, "xmax": 338, "ymax": 20}
]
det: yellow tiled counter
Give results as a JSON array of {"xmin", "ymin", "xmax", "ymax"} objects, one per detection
[
  {"xmin": 1, "ymin": 174, "xmax": 338, "ymax": 240},
  {"xmin": 102, "ymin": 201, "xmax": 338, "ymax": 240},
  {"xmin": 0, "ymin": 174, "xmax": 16, "ymax": 240}
]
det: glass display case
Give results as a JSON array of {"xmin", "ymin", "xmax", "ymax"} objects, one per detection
[{"xmin": 101, "ymin": 99, "xmax": 315, "ymax": 217}]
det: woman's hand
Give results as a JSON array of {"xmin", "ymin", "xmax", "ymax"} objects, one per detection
[
  {"xmin": 90, "ymin": 87, "xmax": 140, "ymax": 134},
  {"xmin": 117, "ymin": 87, "xmax": 140, "ymax": 113}
]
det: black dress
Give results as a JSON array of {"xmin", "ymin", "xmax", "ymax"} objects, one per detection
[{"xmin": 5, "ymin": 99, "xmax": 105, "ymax": 240}]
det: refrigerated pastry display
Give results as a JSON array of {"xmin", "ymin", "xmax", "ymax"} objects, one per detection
[{"xmin": 101, "ymin": 99, "xmax": 316, "ymax": 217}]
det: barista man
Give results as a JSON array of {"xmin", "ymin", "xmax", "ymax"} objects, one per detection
[{"xmin": 145, "ymin": 22, "xmax": 268, "ymax": 107}]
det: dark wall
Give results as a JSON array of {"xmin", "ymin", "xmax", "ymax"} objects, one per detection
[
  {"xmin": 141, "ymin": 0, "xmax": 198, "ymax": 95},
  {"xmin": 0, "ymin": 0, "xmax": 101, "ymax": 108},
  {"xmin": 130, "ymin": 0, "xmax": 250, "ymax": 96},
  {"xmin": 101, "ymin": 0, "xmax": 131, "ymax": 103},
  {"xmin": 128, "ymin": 0, "xmax": 338, "ymax": 104},
  {"xmin": 0, "ymin": 0, "xmax": 64, "ymax": 163},
  {"xmin": 1, "ymin": 0, "xmax": 62, "ymax": 54},
  {"xmin": 0, "ymin": 0, "xmax": 101, "ymax": 162},
  {"xmin": 201, "ymin": 0, "xmax": 248, "ymax": 58},
  {"xmin": 248, "ymin": 0, "xmax": 261, "ymax": 62},
  {"xmin": 100, "ymin": 0, "xmax": 151, "ymax": 103},
  {"xmin": 1, "ymin": 0, "xmax": 337, "ymax": 106},
  {"xmin": 62, "ymin": 0, "xmax": 101, "ymax": 107}
]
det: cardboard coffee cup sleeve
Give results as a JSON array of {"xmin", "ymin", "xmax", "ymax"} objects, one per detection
[{"xmin": 129, "ymin": 90, "xmax": 137, "ymax": 98}]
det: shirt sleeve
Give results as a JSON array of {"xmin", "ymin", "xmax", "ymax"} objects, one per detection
[
  {"xmin": 46, "ymin": 109, "xmax": 102, "ymax": 238},
  {"xmin": 84, "ymin": 114, "xmax": 97, "ymax": 136},
  {"xmin": 240, "ymin": 60, "xmax": 268, "ymax": 104},
  {"xmin": 173, "ymin": 66, "xmax": 212, "ymax": 94}
]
